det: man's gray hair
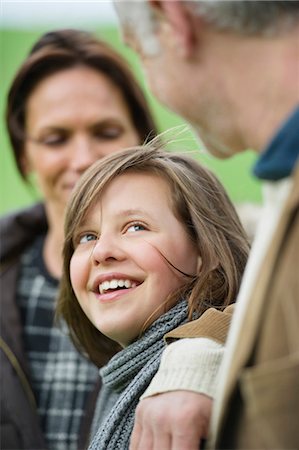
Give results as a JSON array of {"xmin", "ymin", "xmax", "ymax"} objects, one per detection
[{"xmin": 189, "ymin": 1, "xmax": 299, "ymax": 36}]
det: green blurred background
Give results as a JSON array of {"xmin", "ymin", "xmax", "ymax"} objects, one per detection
[{"xmin": 1, "ymin": 2, "xmax": 261, "ymax": 217}]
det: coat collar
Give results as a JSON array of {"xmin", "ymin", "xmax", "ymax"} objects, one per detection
[{"xmin": 253, "ymin": 105, "xmax": 299, "ymax": 180}]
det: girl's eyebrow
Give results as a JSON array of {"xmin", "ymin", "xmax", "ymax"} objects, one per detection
[{"xmin": 118, "ymin": 208, "xmax": 152, "ymax": 218}]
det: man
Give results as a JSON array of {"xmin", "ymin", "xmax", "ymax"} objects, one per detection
[{"xmin": 113, "ymin": 1, "xmax": 299, "ymax": 449}]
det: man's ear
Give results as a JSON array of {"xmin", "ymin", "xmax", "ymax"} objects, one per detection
[{"xmin": 149, "ymin": 0, "xmax": 196, "ymax": 57}]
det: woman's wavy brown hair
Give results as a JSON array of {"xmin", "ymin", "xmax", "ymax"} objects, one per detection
[{"xmin": 6, "ymin": 28, "xmax": 157, "ymax": 180}]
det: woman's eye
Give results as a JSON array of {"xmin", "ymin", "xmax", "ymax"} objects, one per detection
[
  {"xmin": 126, "ymin": 223, "xmax": 146, "ymax": 233},
  {"xmin": 94, "ymin": 126, "xmax": 123, "ymax": 140},
  {"xmin": 40, "ymin": 133, "xmax": 67, "ymax": 147},
  {"xmin": 78, "ymin": 233, "xmax": 98, "ymax": 244}
]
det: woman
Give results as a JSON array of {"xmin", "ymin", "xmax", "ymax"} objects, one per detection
[
  {"xmin": 0, "ymin": 29, "xmax": 157, "ymax": 450},
  {"xmin": 57, "ymin": 143, "xmax": 249, "ymax": 449}
]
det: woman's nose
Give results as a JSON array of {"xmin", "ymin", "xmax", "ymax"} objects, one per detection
[
  {"xmin": 91, "ymin": 234, "xmax": 125, "ymax": 265},
  {"xmin": 70, "ymin": 137, "xmax": 98, "ymax": 173}
]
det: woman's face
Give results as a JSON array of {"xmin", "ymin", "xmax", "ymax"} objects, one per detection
[
  {"xmin": 70, "ymin": 172, "xmax": 198, "ymax": 347},
  {"xmin": 24, "ymin": 66, "xmax": 140, "ymax": 211}
]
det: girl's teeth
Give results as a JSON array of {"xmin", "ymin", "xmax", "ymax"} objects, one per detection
[
  {"xmin": 110, "ymin": 279, "xmax": 118, "ymax": 289},
  {"xmin": 103, "ymin": 281, "xmax": 110, "ymax": 290},
  {"xmin": 98, "ymin": 279, "xmax": 138, "ymax": 294}
]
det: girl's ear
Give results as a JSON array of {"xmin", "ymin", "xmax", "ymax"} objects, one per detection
[
  {"xmin": 197, "ymin": 256, "xmax": 202, "ymax": 272},
  {"xmin": 149, "ymin": 0, "xmax": 197, "ymax": 58}
]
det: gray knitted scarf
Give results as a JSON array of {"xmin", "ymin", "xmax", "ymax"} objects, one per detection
[{"xmin": 89, "ymin": 299, "xmax": 189, "ymax": 450}]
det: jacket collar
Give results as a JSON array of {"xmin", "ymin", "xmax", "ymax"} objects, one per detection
[
  {"xmin": 253, "ymin": 105, "xmax": 299, "ymax": 181},
  {"xmin": 0, "ymin": 203, "xmax": 47, "ymax": 265}
]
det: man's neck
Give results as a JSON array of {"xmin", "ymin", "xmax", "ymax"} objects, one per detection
[
  {"xmin": 202, "ymin": 25, "xmax": 299, "ymax": 153},
  {"xmin": 232, "ymin": 28, "xmax": 299, "ymax": 152}
]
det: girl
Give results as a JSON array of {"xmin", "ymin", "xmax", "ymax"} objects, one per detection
[{"xmin": 57, "ymin": 142, "xmax": 249, "ymax": 449}]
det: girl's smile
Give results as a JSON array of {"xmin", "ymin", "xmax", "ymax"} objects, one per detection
[{"xmin": 91, "ymin": 272, "xmax": 142, "ymax": 301}]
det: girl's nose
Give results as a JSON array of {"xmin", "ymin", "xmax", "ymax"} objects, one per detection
[{"xmin": 91, "ymin": 234, "xmax": 126, "ymax": 265}]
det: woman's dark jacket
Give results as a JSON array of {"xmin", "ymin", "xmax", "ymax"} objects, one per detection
[{"xmin": 0, "ymin": 203, "xmax": 100, "ymax": 450}]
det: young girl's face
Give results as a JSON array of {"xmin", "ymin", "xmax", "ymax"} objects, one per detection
[{"xmin": 70, "ymin": 171, "xmax": 198, "ymax": 347}]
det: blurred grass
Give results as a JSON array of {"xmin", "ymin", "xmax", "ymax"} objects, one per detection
[{"xmin": 0, "ymin": 26, "xmax": 261, "ymax": 217}]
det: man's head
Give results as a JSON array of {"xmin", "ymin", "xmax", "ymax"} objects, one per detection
[{"xmin": 114, "ymin": 1, "xmax": 299, "ymax": 157}]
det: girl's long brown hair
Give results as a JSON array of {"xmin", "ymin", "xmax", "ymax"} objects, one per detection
[{"xmin": 57, "ymin": 140, "xmax": 249, "ymax": 366}]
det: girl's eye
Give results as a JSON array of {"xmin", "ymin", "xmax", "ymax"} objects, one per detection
[
  {"xmin": 78, "ymin": 233, "xmax": 98, "ymax": 244},
  {"xmin": 126, "ymin": 223, "xmax": 146, "ymax": 233}
]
